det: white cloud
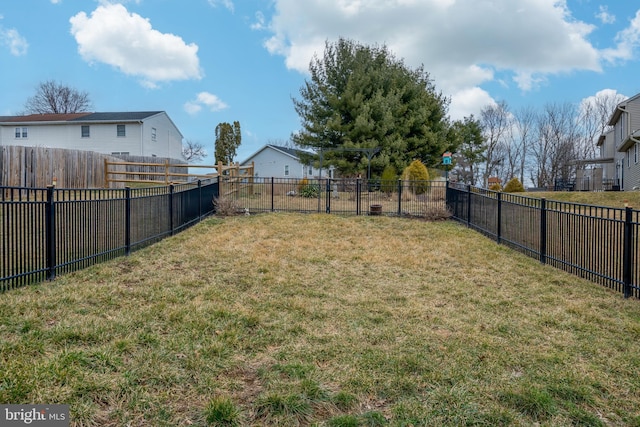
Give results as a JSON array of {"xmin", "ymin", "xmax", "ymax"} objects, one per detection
[
  {"xmin": 208, "ymin": 0, "xmax": 234, "ymax": 13},
  {"xmin": 69, "ymin": 3, "xmax": 203, "ymax": 87},
  {"xmin": 51, "ymin": 0, "xmax": 62, "ymax": 4},
  {"xmin": 601, "ymin": 10, "xmax": 640, "ymax": 63},
  {"xmin": 251, "ymin": 11, "xmax": 267, "ymax": 30},
  {"xmin": 596, "ymin": 5, "xmax": 615, "ymax": 24},
  {"xmin": 263, "ymin": 0, "xmax": 604, "ymax": 116},
  {"xmin": 0, "ymin": 27, "xmax": 28, "ymax": 56},
  {"xmin": 184, "ymin": 92, "xmax": 228, "ymax": 114}
]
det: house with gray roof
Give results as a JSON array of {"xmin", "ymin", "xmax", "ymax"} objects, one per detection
[
  {"xmin": 0, "ymin": 111, "xmax": 183, "ymax": 160},
  {"xmin": 240, "ymin": 144, "xmax": 324, "ymax": 179}
]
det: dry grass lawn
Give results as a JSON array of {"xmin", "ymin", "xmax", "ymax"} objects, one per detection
[{"xmin": 1, "ymin": 213, "xmax": 639, "ymax": 426}]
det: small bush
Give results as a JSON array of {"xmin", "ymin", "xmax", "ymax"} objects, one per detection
[
  {"xmin": 213, "ymin": 196, "xmax": 241, "ymax": 216},
  {"xmin": 489, "ymin": 183, "xmax": 502, "ymax": 192},
  {"xmin": 299, "ymin": 183, "xmax": 319, "ymax": 198},
  {"xmin": 422, "ymin": 205, "xmax": 452, "ymax": 221},
  {"xmin": 380, "ymin": 165, "xmax": 398, "ymax": 193},
  {"xmin": 503, "ymin": 177, "xmax": 525, "ymax": 193},
  {"xmin": 402, "ymin": 160, "xmax": 430, "ymax": 194}
]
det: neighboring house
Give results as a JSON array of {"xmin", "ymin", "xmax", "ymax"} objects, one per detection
[
  {"xmin": 0, "ymin": 111, "xmax": 183, "ymax": 160},
  {"xmin": 240, "ymin": 144, "xmax": 324, "ymax": 179},
  {"xmin": 595, "ymin": 129, "xmax": 624, "ymax": 188},
  {"xmin": 608, "ymin": 92, "xmax": 640, "ymax": 190}
]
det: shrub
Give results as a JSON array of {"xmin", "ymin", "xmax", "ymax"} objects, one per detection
[
  {"xmin": 297, "ymin": 177, "xmax": 310, "ymax": 193},
  {"xmin": 489, "ymin": 183, "xmax": 503, "ymax": 192},
  {"xmin": 299, "ymin": 183, "xmax": 319, "ymax": 198},
  {"xmin": 380, "ymin": 165, "xmax": 398, "ymax": 193},
  {"xmin": 401, "ymin": 160, "xmax": 430, "ymax": 194},
  {"xmin": 213, "ymin": 196, "xmax": 241, "ymax": 216},
  {"xmin": 503, "ymin": 177, "xmax": 525, "ymax": 193}
]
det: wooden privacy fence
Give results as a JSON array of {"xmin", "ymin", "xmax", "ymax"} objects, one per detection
[
  {"xmin": 0, "ymin": 145, "xmax": 125, "ymax": 189},
  {"xmin": 104, "ymin": 160, "xmax": 254, "ymax": 187}
]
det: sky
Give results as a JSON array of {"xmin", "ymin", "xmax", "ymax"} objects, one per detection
[{"xmin": 1, "ymin": 0, "xmax": 640, "ymax": 164}]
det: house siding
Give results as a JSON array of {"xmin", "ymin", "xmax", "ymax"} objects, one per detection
[
  {"xmin": 0, "ymin": 112, "xmax": 183, "ymax": 161},
  {"xmin": 613, "ymin": 96, "xmax": 640, "ymax": 190},
  {"xmin": 241, "ymin": 145, "xmax": 320, "ymax": 179}
]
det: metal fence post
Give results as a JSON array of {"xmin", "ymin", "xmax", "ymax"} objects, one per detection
[
  {"xmin": 169, "ymin": 184, "xmax": 175, "ymax": 236},
  {"xmin": 197, "ymin": 180, "xmax": 202, "ymax": 221},
  {"xmin": 271, "ymin": 177, "xmax": 275, "ymax": 212},
  {"xmin": 397, "ymin": 179, "xmax": 403, "ymax": 216},
  {"xmin": 325, "ymin": 179, "xmax": 331, "ymax": 214},
  {"xmin": 125, "ymin": 187, "xmax": 131, "ymax": 256},
  {"xmin": 356, "ymin": 178, "xmax": 361, "ymax": 215},
  {"xmin": 497, "ymin": 191, "xmax": 502, "ymax": 244},
  {"xmin": 45, "ymin": 185, "xmax": 56, "ymax": 281},
  {"xmin": 623, "ymin": 206, "xmax": 633, "ymax": 298},
  {"xmin": 466, "ymin": 185, "xmax": 472, "ymax": 227},
  {"xmin": 540, "ymin": 197, "xmax": 547, "ymax": 264}
]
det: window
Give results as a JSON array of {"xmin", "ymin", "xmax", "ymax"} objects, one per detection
[
  {"xmin": 284, "ymin": 165, "xmax": 289, "ymax": 176},
  {"xmin": 81, "ymin": 125, "xmax": 90, "ymax": 138},
  {"xmin": 151, "ymin": 127, "xmax": 157, "ymax": 142},
  {"xmin": 111, "ymin": 152, "xmax": 130, "ymax": 156},
  {"xmin": 14, "ymin": 127, "xmax": 27, "ymax": 138},
  {"xmin": 117, "ymin": 125, "xmax": 126, "ymax": 137}
]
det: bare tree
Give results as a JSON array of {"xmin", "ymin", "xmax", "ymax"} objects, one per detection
[
  {"xmin": 512, "ymin": 105, "xmax": 537, "ymax": 185},
  {"xmin": 24, "ymin": 80, "xmax": 92, "ymax": 114},
  {"xmin": 182, "ymin": 140, "xmax": 207, "ymax": 162},
  {"xmin": 530, "ymin": 102, "xmax": 579, "ymax": 188},
  {"xmin": 576, "ymin": 90, "xmax": 628, "ymax": 161},
  {"xmin": 480, "ymin": 101, "xmax": 510, "ymax": 186}
]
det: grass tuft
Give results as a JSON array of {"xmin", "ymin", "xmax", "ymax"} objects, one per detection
[{"xmin": 204, "ymin": 396, "xmax": 241, "ymax": 426}]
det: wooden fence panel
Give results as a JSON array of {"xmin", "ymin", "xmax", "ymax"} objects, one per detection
[{"xmin": 0, "ymin": 146, "xmax": 129, "ymax": 189}]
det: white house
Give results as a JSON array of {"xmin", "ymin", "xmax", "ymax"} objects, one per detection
[
  {"xmin": 0, "ymin": 111, "xmax": 183, "ymax": 160},
  {"xmin": 240, "ymin": 144, "xmax": 325, "ymax": 179},
  {"xmin": 607, "ymin": 92, "xmax": 640, "ymax": 190}
]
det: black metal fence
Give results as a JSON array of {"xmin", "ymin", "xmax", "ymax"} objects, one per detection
[
  {"xmin": 1, "ymin": 179, "xmax": 219, "ymax": 292},
  {"xmin": 220, "ymin": 177, "xmax": 447, "ymax": 216},
  {"xmin": 447, "ymin": 182, "xmax": 640, "ymax": 299}
]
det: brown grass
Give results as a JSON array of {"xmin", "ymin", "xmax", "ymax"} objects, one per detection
[{"xmin": 1, "ymin": 214, "xmax": 639, "ymax": 426}]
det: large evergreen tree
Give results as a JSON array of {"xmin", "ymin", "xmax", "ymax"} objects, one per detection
[
  {"xmin": 292, "ymin": 38, "xmax": 450, "ymax": 177},
  {"xmin": 214, "ymin": 121, "xmax": 241, "ymax": 165}
]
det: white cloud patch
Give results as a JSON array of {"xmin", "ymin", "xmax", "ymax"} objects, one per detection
[
  {"xmin": 596, "ymin": 5, "xmax": 615, "ymax": 24},
  {"xmin": 184, "ymin": 92, "xmax": 228, "ymax": 114},
  {"xmin": 51, "ymin": 0, "xmax": 62, "ymax": 4},
  {"xmin": 601, "ymin": 10, "xmax": 640, "ymax": 63},
  {"xmin": 0, "ymin": 26, "xmax": 28, "ymax": 56},
  {"xmin": 208, "ymin": 0, "xmax": 234, "ymax": 12},
  {"xmin": 69, "ymin": 3, "xmax": 203, "ymax": 87},
  {"xmin": 263, "ymin": 0, "xmax": 605, "ymax": 116}
]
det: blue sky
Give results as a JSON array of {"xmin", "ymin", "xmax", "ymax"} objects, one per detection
[{"xmin": 1, "ymin": 0, "xmax": 640, "ymax": 164}]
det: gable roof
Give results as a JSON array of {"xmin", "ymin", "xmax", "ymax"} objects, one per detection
[
  {"xmin": 0, "ymin": 111, "xmax": 164, "ymax": 124},
  {"xmin": 68, "ymin": 111, "xmax": 163, "ymax": 122},
  {"xmin": 241, "ymin": 144, "xmax": 314, "ymax": 165},
  {"xmin": 1, "ymin": 113, "xmax": 92, "ymax": 123},
  {"xmin": 608, "ymin": 93, "xmax": 640, "ymax": 126}
]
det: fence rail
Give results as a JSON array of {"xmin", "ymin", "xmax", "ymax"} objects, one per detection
[
  {"xmin": 447, "ymin": 183, "xmax": 639, "ymax": 299},
  {"xmin": 104, "ymin": 160, "xmax": 254, "ymax": 187},
  {"xmin": 1, "ymin": 179, "xmax": 219, "ymax": 292}
]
